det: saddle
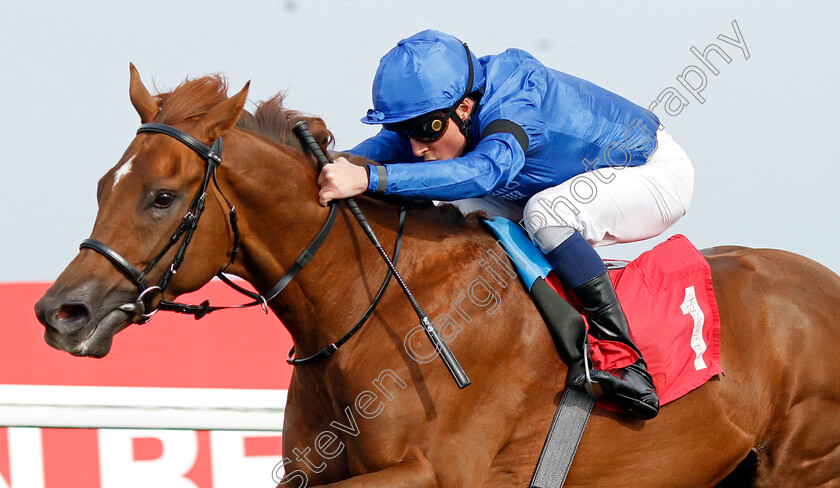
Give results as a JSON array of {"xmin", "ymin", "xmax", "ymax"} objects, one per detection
[{"xmin": 482, "ymin": 217, "xmax": 722, "ymax": 406}]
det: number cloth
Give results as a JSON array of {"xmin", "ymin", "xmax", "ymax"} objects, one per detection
[{"xmin": 548, "ymin": 234, "xmax": 722, "ymax": 406}]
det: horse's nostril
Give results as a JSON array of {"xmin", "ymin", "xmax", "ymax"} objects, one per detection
[{"xmin": 56, "ymin": 303, "xmax": 90, "ymax": 322}]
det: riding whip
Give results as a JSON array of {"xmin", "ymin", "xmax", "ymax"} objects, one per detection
[{"xmin": 293, "ymin": 120, "xmax": 470, "ymax": 389}]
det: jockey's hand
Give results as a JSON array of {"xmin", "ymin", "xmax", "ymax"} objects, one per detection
[{"xmin": 317, "ymin": 157, "xmax": 369, "ymax": 206}]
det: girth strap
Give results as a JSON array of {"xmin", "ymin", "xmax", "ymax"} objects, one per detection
[{"xmin": 530, "ymin": 388, "xmax": 594, "ymax": 488}]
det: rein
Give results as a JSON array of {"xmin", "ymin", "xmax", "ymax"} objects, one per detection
[
  {"xmin": 293, "ymin": 121, "xmax": 470, "ymax": 388},
  {"xmin": 287, "ymin": 208, "xmax": 405, "ymax": 365},
  {"xmin": 83, "ymin": 119, "xmax": 467, "ymax": 387}
]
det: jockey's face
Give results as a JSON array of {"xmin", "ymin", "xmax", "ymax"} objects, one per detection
[{"xmin": 410, "ymin": 98, "xmax": 473, "ymax": 162}]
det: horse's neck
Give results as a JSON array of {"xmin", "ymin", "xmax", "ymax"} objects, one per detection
[{"xmin": 222, "ymin": 133, "xmax": 401, "ymax": 355}]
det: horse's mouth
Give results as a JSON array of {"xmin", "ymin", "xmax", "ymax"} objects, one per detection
[{"xmin": 43, "ymin": 307, "xmax": 134, "ymax": 358}]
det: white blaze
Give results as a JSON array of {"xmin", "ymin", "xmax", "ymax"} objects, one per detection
[{"xmin": 112, "ymin": 154, "xmax": 136, "ymax": 189}]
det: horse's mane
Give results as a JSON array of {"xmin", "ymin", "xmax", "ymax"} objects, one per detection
[
  {"xmin": 153, "ymin": 74, "xmax": 334, "ymax": 154},
  {"xmin": 236, "ymin": 93, "xmax": 334, "ymax": 155}
]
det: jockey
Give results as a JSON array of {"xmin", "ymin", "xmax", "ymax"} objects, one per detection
[{"xmin": 319, "ymin": 29, "xmax": 694, "ymax": 420}]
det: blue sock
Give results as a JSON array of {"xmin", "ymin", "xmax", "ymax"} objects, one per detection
[{"xmin": 544, "ymin": 232, "xmax": 606, "ymax": 289}]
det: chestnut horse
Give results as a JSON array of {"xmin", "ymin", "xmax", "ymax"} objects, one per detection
[{"xmin": 35, "ymin": 67, "xmax": 840, "ymax": 487}]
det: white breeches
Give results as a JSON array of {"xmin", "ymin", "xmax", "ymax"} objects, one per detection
[{"xmin": 446, "ymin": 130, "xmax": 694, "ymax": 252}]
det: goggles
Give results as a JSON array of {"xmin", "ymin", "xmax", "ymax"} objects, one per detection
[{"xmin": 384, "ymin": 108, "xmax": 455, "ymax": 142}]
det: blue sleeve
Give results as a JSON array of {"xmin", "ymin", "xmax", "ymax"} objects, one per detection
[{"xmin": 378, "ymin": 132, "xmax": 527, "ymax": 200}]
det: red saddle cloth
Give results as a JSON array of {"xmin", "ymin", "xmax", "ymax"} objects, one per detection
[{"xmin": 547, "ymin": 234, "xmax": 722, "ymax": 406}]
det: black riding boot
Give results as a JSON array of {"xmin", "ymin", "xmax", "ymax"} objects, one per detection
[{"xmin": 571, "ymin": 271, "xmax": 659, "ymax": 420}]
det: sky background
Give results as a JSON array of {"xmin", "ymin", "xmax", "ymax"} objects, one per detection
[{"xmin": 1, "ymin": 0, "xmax": 838, "ymax": 282}]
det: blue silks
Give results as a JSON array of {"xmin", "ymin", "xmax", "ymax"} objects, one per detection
[{"xmin": 349, "ymin": 32, "xmax": 660, "ymax": 206}]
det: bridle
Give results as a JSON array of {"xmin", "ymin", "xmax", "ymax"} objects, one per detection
[
  {"xmin": 80, "ymin": 122, "xmax": 404, "ymax": 367},
  {"xmin": 81, "ymin": 123, "xmax": 248, "ymax": 322},
  {"xmin": 79, "ymin": 119, "xmax": 469, "ymax": 388}
]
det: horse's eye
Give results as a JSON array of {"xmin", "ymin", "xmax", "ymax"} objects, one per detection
[{"xmin": 153, "ymin": 192, "xmax": 176, "ymax": 208}]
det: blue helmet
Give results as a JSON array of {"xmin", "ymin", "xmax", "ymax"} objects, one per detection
[{"xmin": 361, "ymin": 30, "xmax": 485, "ymax": 125}]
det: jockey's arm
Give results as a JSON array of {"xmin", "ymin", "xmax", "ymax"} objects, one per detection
[
  {"xmin": 319, "ymin": 131, "xmax": 527, "ymax": 206},
  {"xmin": 315, "ymin": 129, "xmax": 417, "ymax": 206},
  {"xmin": 366, "ymin": 132, "xmax": 526, "ymax": 201}
]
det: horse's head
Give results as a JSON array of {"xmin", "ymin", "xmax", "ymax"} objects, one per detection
[{"xmin": 34, "ymin": 64, "xmax": 251, "ymax": 357}]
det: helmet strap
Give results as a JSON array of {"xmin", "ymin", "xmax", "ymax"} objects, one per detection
[
  {"xmin": 451, "ymin": 41, "xmax": 478, "ymax": 143},
  {"xmin": 450, "ymin": 99, "xmax": 478, "ymax": 143}
]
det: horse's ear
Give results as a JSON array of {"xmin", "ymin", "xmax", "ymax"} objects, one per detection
[
  {"xmin": 129, "ymin": 63, "xmax": 159, "ymax": 123},
  {"xmin": 196, "ymin": 81, "xmax": 250, "ymax": 143}
]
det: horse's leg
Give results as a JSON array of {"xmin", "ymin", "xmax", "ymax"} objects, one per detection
[
  {"xmin": 299, "ymin": 459, "xmax": 438, "ymax": 488},
  {"xmin": 755, "ymin": 288, "xmax": 840, "ymax": 488},
  {"xmin": 754, "ymin": 403, "xmax": 840, "ymax": 487},
  {"xmin": 715, "ymin": 450, "xmax": 759, "ymax": 487},
  {"xmin": 710, "ymin": 249, "xmax": 840, "ymax": 487},
  {"xmin": 280, "ymin": 374, "xmax": 352, "ymax": 484}
]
